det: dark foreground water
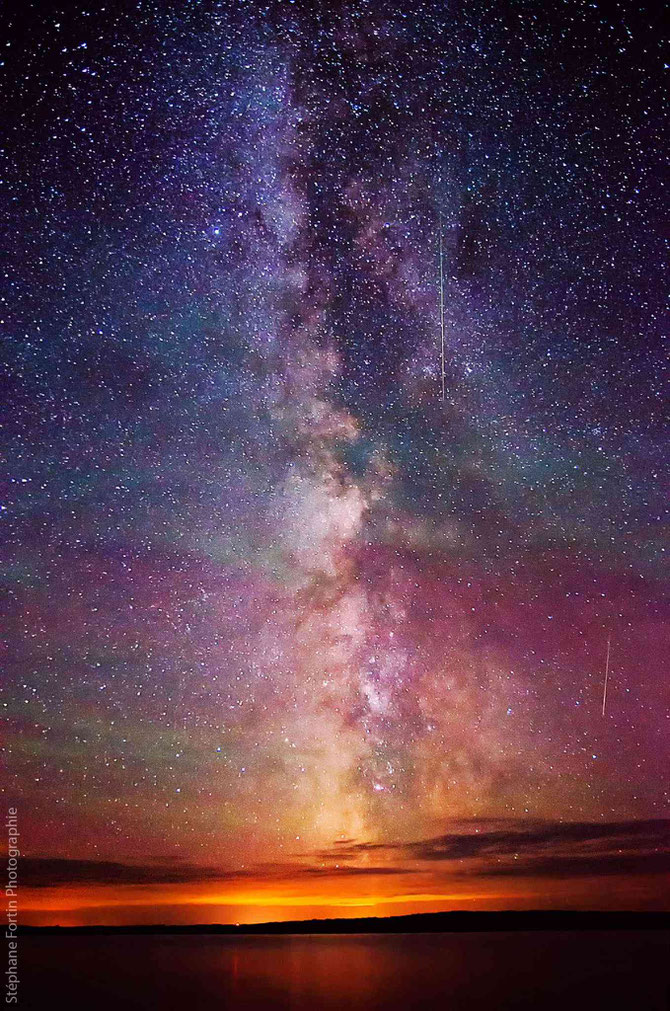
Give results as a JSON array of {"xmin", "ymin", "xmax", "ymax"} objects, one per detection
[{"xmin": 21, "ymin": 931, "xmax": 670, "ymax": 1010}]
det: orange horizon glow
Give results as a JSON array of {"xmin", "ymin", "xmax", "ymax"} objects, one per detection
[{"xmin": 20, "ymin": 868, "xmax": 670, "ymax": 926}]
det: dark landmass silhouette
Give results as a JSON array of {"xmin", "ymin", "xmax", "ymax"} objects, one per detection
[{"xmin": 20, "ymin": 910, "xmax": 669, "ymax": 935}]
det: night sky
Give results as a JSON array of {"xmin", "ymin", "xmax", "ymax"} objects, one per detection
[{"xmin": 3, "ymin": 0, "xmax": 668, "ymax": 924}]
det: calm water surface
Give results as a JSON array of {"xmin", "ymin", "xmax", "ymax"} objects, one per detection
[{"xmin": 21, "ymin": 931, "xmax": 670, "ymax": 1010}]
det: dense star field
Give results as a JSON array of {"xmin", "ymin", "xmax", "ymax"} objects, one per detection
[{"xmin": 3, "ymin": 1, "xmax": 668, "ymax": 923}]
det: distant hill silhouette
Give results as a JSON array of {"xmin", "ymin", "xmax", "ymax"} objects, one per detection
[{"xmin": 20, "ymin": 910, "xmax": 669, "ymax": 935}]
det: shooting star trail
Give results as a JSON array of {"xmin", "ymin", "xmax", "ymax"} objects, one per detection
[
  {"xmin": 438, "ymin": 213, "xmax": 446, "ymax": 402},
  {"xmin": 601, "ymin": 634, "xmax": 611, "ymax": 717}
]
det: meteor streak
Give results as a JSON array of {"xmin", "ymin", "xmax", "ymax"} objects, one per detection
[
  {"xmin": 438, "ymin": 213, "xmax": 446, "ymax": 402},
  {"xmin": 601, "ymin": 634, "xmax": 611, "ymax": 717}
]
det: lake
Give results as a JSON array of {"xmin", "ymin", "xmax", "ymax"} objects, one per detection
[{"xmin": 21, "ymin": 930, "xmax": 670, "ymax": 1010}]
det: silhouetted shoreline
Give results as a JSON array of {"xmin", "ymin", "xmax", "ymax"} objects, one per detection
[{"xmin": 20, "ymin": 910, "xmax": 669, "ymax": 935}]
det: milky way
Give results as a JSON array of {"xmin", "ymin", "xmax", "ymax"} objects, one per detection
[{"xmin": 3, "ymin": 1, "xmax": 668, "ymax": 919}]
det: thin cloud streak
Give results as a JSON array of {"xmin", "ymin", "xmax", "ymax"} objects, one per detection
[{"xmin": 23, "ymin": 818, "xmax": 670, "ymax": 890}]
